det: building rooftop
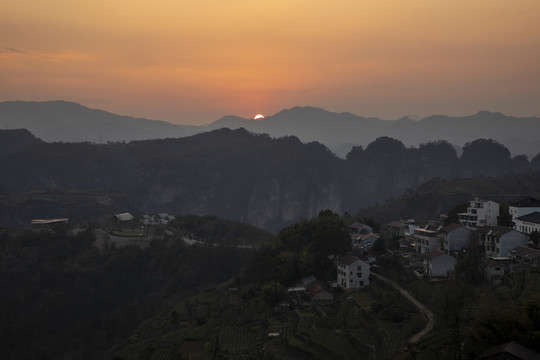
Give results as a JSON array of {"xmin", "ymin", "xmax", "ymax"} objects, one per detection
[
  {"xmin": 339, "ymin": 255, "xmax": 360, "ymax": 266},
  {"xmin": 426, "ymin": 249, "xmax": 447, "ymax": 260},
  {"xmin": 509, "ymin": 245, "xmax": 540, "ymax": 260},
  {"xmin": 474, "ymin": 226, "xmax": 514, "ymax": 237},
  {"xmin": 517, "ymin": 211, "xmax": 540, "ymax": 224},
  {"xmin": 510, "ymin": 197, "xmax": 540, "ymax": 208},
  {"xmin": 480, "ymin": 341, "xmax": 540, "ymax": 360},
  {"xmin": 441, "ymin": 223, "xmax": 463, "ymax": 233}
]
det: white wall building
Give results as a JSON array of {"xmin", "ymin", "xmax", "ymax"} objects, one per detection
[
  {"xmin": 425, "ymin": 249, "xmax": 456, "ymax": 277},
  {"xmin": 442, "ymin": 224, "xmax": 473, "ymax": 253},
  {"xmin": 509, "ymin": 197, "xmax": 540, "ymax": 228},
  {"xmin": 458, "ymin": 198, "xmax": 499, "ymax": 228},
  {"xmin": 337, "ymin": 255, "xmax": 370, "ymax": 289},
  {"xmin": 474, "ymin": 226, "xmax": 528, "ymax": 258},
  {"xmin": 413, "ymin": 226, "xmax": 442, "ymax": 254},
  {"xmin": 515, "ymin": 212, "xmax": 540, "ymax": 235}
]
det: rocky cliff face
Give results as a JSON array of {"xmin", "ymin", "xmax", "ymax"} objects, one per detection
[{"xmin": 0, "ymin": 129, "xmax": 537, "ymax": 231}]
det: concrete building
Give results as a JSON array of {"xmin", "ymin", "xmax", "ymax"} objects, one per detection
[
  {"xmin": 509, "ymin": 197, "xmax": 540, "ymax": 227},
  {"xmin": 425, "ymin": 249, "xmax": 456, "ymax": 277},
  {"xmin": 337, "ymin": 255, "xmax": 370, "ymax": 289},
  {"xmin": 474, "ymin": 226, "xmax": 528, "ymax": 258},
  {"xmin": 442, "ymin": 223, "xmax": 473, "ymax": 253},
  {"xmin": 413, "ymin": 225, "xmax": 442, "ymax": 254},
  {"xmin": 515, "ymin": 212, "xmax": 540, "ymax": 235},
  {"xmin": 458, "ymin": 198, "xmax": 499, "ymax": 228}
]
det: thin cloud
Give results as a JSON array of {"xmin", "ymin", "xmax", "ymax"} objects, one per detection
[{"xmin": 0, "ymin": 47, "xmax": 27, "ymax": 55}]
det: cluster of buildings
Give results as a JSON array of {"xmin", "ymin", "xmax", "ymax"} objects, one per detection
[
  {"xmin": 335, "ymin": 222, "xmax": 381, "ymax": 290},
  {"xmin": 389, "ymin": 197, "xmax": 540, "ymax": 281}
]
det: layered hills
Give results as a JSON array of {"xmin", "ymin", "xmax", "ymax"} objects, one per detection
[
  {"xmin": 1, "ymin": 128, "xmax": 540, "ymax": 231},
  {"xmin": 2, "ymin": 101, "xmax": 540, "ymax": 157}
]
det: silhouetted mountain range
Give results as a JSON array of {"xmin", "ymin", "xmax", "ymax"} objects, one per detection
[
  {"xmin": 1, "ymin": 128, "xmax": 540, "ymax": 231},
  {"xmin": 2, "ymin": 101, "xmax": 540, "ymax": 157},
  {"xmin": 0, "ymin": 101, "xmax": 199, "ymax": 143}
]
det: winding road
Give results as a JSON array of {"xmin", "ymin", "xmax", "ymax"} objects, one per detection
[{"xmin": 371, "ymin": 273, "xmax": 435, "ymax": 344}]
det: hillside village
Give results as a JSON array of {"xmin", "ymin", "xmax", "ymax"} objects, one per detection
[{"xmin": 8, "ymin": 194, "xmax": 540, "ymax": 359}]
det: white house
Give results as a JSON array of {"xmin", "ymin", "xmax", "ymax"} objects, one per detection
[
  {"xmin": 458, "ymin": 198, "xmax": 499, "ymax": 228},
  {"xmin": 515, "ymin": 212, "xmax": 540, "ymax": 235},
  {"xmin": 337, "ymin": 255, "xmax": 370, "ymax": 289},
  {"xmin": 352, "ymin": 233, "xmax": 380, "ymax": 251},
  {"xmin": 413, "ymin": 225, "xmax": 442, "ymax": 254},
  {"xmin": 474, "ymin": 226, "xmax": 528, "ymax": 258},
  {"xmin": 509, "ymin": 197, "xmax": 540, "ymax": 227},
  {"xmin": 425, "ymin": 249, "xmax": 456, "ymax": 277},
  {"xmin": 442, "ymin": 223, "xmax": 473, "ymax": 253}
]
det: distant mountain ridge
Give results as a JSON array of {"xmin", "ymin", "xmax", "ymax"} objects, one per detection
[
  {"xmin": 0, "ymin": 100, "xmax": 199, "ymax": 143},
  {"xmin": 1, "ymin": 100, "xmax": 540, "ymax": 156}
]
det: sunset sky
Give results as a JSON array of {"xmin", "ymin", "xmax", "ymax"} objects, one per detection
[{"xmin": 2, "ymin": 0, "xmax": 539, "ymax": 124}]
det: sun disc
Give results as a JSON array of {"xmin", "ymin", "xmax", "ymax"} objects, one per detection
[{"xmin": 254, "ymin": 114, "xmax": 265, "ymax": 120}]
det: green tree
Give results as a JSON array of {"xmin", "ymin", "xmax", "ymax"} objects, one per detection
[
  {"xmin": 529, "ymin": 230, "xmax": 540, "ymax": 248},
  {"xmin": 497, "ymin": 203, "xmax": 514, "ymax": 227},
  {"xmin": 445, "ymin": 202, "xmax": 468, "ymax": 226}
]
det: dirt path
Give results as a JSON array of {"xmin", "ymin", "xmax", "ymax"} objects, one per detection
[{"xmin": 371, "ymin": 273, "xmax": 434, "ymax": 344}]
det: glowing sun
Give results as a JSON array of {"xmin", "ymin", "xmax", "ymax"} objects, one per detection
[{"xmin": 254, "ymin": 114, "xmax": 265, "ymax": 120}]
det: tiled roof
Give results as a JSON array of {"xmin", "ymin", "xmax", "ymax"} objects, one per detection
[
  {"xmin": 480, "ymin": 341, "xmax": 540, "ymax": 360},
  {"xmin": 360, "ymin": 233, "xmax": 379, "ymax": 241},
  {"xmin": 340, "ymin": 255, "xmax": 360, "ymax": 265},
  {"xmin": 510, "ymin": 246, "xmax": 540, "ymax": 260},
  {"xmin": 114, "ymin": 213, "xmax": 134, "ymax": 221},
  {"xmin": 441, "ymin": 223, "xmax": 462, "ymax": 233},
  {"xmin": 426, "ymin": 249, "xmax": 446, "ymax": 260},
  {"xmin": 510, "ymin": 197, "xmax": 540, "ymax": 208},
  {"xmin": 517, "ymin": 211, "xmax": 540, "ymax": 224},
  {"xmin": 474, "ymin": 226, "xmax": 513, "ymax": 236}
]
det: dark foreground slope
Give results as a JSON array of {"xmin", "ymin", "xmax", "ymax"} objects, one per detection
[{"xmin": 0, "ymin": 214, "xmax": 271, "ymax": 360}]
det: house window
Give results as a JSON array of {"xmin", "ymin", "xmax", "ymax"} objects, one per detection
[{"xmin": 357, "ymin": 273, "xmax": 362, "ymax": 278}]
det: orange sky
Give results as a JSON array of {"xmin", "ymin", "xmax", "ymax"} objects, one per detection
[{"xmin": 1, "ymin": 0, "xmax": 539, "ymax": 124}]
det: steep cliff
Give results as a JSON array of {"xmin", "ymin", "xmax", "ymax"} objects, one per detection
[{"xmin": 0, "ymin": 129, "xmax": 536, "ymax": 230}]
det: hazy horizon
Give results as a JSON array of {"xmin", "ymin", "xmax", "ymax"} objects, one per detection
[{"xmin": 2, "ymin": 1, "xmax": 540, "ymax": 125}]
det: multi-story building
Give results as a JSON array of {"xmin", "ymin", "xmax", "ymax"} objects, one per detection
[
  {"xmin": 337, "ymin": 255, "xmax": 370, "ymax": 289},
  {"xmin": 509, "ymin": 197, "xmax": 540, "ymax": 227},
  {"xmin": 413, "ymin": 225, "xmax": 442, "ymax": 254},
  {"xmin": 474, "ymin": 226, "xmax": 528, "ymax": 258},
  {"xmin": 458, "ymin": 198, "xmax": 499, "ymax": 228},
  {"xmin": 442, "ymin": 223, "xmax": 473, "ymax": 253},
  {"xmin": 425, "ymin": 249, "xmax": 456, "ymax": 277},
  {"xmin": 515, "ymin": 212, "xmax": 540, "ymax": 235}
]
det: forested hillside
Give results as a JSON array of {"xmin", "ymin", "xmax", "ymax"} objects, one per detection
[
  {"xmin": 0, "ymin": 215, "xmax": 268, "ymax": 359},
  {"xmin": 1, "ymin": 129, "xmax": 540, "ymax": 231}
]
